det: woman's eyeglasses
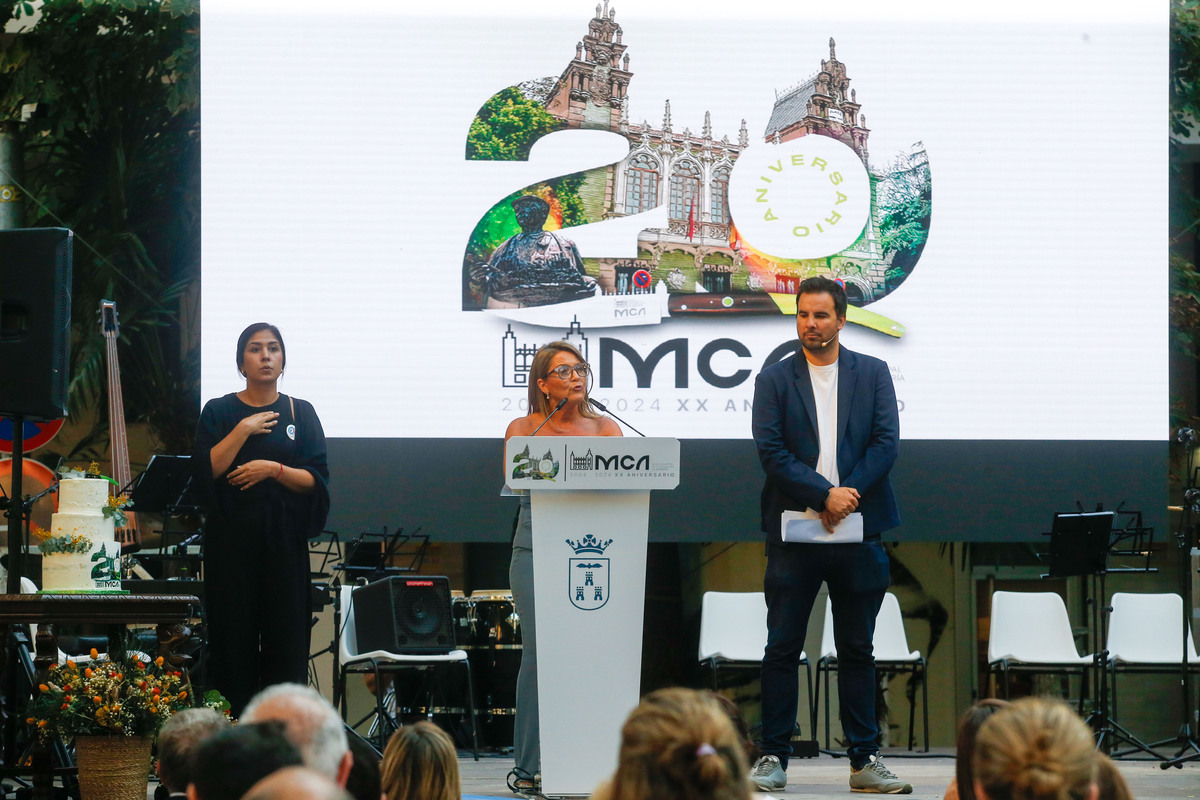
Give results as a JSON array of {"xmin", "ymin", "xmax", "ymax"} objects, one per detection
[{"xmin": 547, "ymin": 363, "xmax": 590, "ymax": 380}]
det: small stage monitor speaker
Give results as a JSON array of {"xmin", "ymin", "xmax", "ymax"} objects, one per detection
[{"xmin": 353, "ymin": 575, "xmax": 456, "ymax": 655}]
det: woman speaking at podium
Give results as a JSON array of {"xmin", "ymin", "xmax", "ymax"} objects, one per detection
[
  {"xmin": 193, "ymin": 323, "xmax": 330, "ymax": 715},
  {"xmin": 503, "ymin": 341, "xmax": 620, "ymax": 793}
]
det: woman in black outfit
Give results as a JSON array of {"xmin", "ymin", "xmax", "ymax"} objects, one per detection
[{"xmin": 193, "ymin": 323, "xmax": 329, "ymax": 714}]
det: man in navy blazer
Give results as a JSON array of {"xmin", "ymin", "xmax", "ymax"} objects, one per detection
[{"xmin": 749, "ymin": 276, "xmax": 909, "ymax": 794}]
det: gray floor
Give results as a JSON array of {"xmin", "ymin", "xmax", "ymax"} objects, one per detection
[{"xmin": 455, "ymin": 749, "xmax": 1200, "ymax": 799}]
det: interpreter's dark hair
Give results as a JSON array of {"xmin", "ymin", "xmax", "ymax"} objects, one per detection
[
  {"xmin": 604, "ymin": 687, "xmax": 750, "ymax": 800},
  {"xmin": 527, "ymin": 341, "xmax": 600, "ymax": 419},
  {"xmin": 380, "ymin": 721, "xmax": 461, "ymax": 800},
  {"xmin": 189, "ymin": 720, "xmax": 303, "ymax": 800},
  {"xmin": 236, "ymin": 323, "xmax": 286, "ymax": 375},
  {"xmin": 954, "ymin": 698, "xmax": 1010, "ymax": 800},
  {"xmin": 156, "ymin": 707, "xmax": 230, "ymax": 793},
  {"xmin": 973, "ymin": 697, "xmax": 1096, "ymax": 800},
  {"xmin": 797, "ymin": 276, "xmax": 847, "ymax": 318}
]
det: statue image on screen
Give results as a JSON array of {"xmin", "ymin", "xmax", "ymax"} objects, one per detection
[{"xmin": 471, "ymin": 195, "xmax": 598, "ymax": 309}]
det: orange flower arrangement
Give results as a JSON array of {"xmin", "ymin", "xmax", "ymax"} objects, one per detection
[{"xmin": 26, "ymin": 650, "xmax": 228, "ymax": 740}]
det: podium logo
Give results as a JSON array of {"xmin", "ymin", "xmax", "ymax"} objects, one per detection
[
  {"xmin": 511, "ymin": 443, "xmax": 559, "ymax": 482},
  {"xmin": 567, "ymin": 534, "xmax": 612, "ymax": 611}
]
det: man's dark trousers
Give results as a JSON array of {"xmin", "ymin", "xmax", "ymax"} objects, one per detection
[{"xmin": 759, "ymin": 538, "xmax": 890, "ymax": 770}]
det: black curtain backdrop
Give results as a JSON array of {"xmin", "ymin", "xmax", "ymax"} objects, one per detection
[{"xmin": 324, "ymin": 439, "xmax": 1165, "ymax": 544}]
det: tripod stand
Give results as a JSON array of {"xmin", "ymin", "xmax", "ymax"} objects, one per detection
[
  {"xmin": 1160, "ymin": 428, "xmax": 1200, "ymax": 769},
  {"xmin": 1041, "ymin": 511, "xmax": 1148, "ymax": 756}
]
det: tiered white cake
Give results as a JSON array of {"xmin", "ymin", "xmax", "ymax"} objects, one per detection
[{"xmin": 40, "ymin": 477, "xmax": 123, "ymax": 592}]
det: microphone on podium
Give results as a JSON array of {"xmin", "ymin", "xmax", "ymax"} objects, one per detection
[
  {"xmin": 531, "ymin": 397, "xmax": 568, "ymax": 435},
  {"xmin": 588, "ymin": 398, "xmax": 646, "ymax": 437}
]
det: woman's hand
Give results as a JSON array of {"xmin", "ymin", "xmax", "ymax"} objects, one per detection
[
  {"xmin": 238, "ymin": 411, "xmax": 279, "ymax": 437},
  {"xmin": 227, "ymin": 459, "xmax": 280, "ymax": 490}
]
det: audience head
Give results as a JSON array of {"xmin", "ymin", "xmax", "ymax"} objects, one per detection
[
  {"xmin": 186, "ymin": 720, "xmax": 303, "ymax": 800},
  {"xmin": 156, "ymin": 707, "xmax": 230, "ymax": 794},
  {"xmin": 242, "ymin": 766, "xmax": 354, "ymax": 800},
  {"xmin": 343, "ymin": 735, "xmax": 383, "ymax": 800},
  {"xmin": 380, "ymin": 721, "xmax": 461, "ymax": 800},
  {"xmin": 708, "ymin": 691, "xmax": 758, "ymax": 764},
  {"xmin": 242, "ymin": 683, "xmax": 352, "ymax": 786},
  {"xmin": 603, "ymin": 687, "xmax": 750, "ymax": 800},
  {"xmin": 954, "ymin": 699, "xmax": 1010, "ymax": 800},
  {"xmin": 973, "ymin": 697, "xmax": 1097, "ymax": 800},
  {"xmin": 1093, "ymin": 754, "xmax": 1132, "ymax": 800}
]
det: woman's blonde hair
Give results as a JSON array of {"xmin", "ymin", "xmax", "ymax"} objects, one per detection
[
  {"xmin": 380, "ymin": 721, "xmax": 460, "ymax": 800},
  {"xmin": 973, "ymin": 697, "xmax": 1096, "ymax": 800},
  {"xmin": 602, "ymin": 687, "xmax": 750, "ymax": 800},
  {"xmin": 526, "ymin": 341, "xmax": 600, "ymax": 418}
]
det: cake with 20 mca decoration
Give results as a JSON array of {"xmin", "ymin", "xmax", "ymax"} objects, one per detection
[{"xmin": 33, "ymin": 465, "xmax": 126, "ymax": 593}]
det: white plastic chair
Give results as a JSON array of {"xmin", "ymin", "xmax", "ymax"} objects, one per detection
[
  {"xmin": 987, "ymin": 590, "xmax": 1092, "ymax": 708},
  {"xmin": 697, "ymin": 591, "xmax": 812, "ymax": 736},
  {"xmin": 332, "ymin": 585, "xmax": 478, "ymax": 758},
  {"xmin": 814, "ymin": 592, "xmax": 928, "ymax": 751},
  {"xmin": 1105, "ymin": 592, "xmax": 1200, "ymax": 737}
]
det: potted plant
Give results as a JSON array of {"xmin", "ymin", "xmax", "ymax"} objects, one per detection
[{"xmin": 26, "ymin": 650, "xmax": 228, "ymax": 800}]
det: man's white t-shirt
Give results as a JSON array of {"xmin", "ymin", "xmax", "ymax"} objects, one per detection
[{"xmin": 808, "ymin": 359, "xmax": 839, "ymax": 488}]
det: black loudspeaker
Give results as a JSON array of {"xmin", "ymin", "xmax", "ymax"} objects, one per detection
[
  {"xmin": 353, "ymin": 575, "xmax": 456, "ymax": 655},
  {"xmin": 0, "ymin": 228, "xmax": 73, "ymax": 420}
]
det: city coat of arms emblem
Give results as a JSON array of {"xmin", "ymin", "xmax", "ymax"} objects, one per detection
[{"xmin": 566, "ymin": 534, "xmax": 612, "ymax": 611}]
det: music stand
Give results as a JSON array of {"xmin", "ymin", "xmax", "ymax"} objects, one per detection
[
  {"xmin": 1045, "ymin": 511, "xmax": 1167, "ymax": 759},
  {"xmin": 129, "ymin": 455, "xmax": 199, "ymax": 564},
  {"xmin": 1046, "ymin": 512, "xmax": 1113, "ymax": 579},
  {"xmin": 129, "ymin": 455, "xmax": 195, "ymax": 513}
]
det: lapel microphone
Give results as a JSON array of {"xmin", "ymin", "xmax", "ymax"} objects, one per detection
[{"xmin": 531, "ymin": 397, "xmax": 568, "ymax": 435}]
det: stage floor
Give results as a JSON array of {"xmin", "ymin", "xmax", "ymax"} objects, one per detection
[{"xmin": 455, "ymin": 749, "xmax": 1199, "ymax": 799}]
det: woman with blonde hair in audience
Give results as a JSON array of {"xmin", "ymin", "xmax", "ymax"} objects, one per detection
[
  {"xmin": 973, "ymin": 697, "xmax": 1098, "ymax": 800},
  {"xmin": 944, "ymin": 698, "xmax": 1010, "ymax": 800},
  {"xmin": 380, "ymin": 721, "xmax": 460, "ymax": 800},
  {"xmin": 1093, "ymin": 754, "xmax": 1132, "ymax": 800},
  {"xmin": 592, "ymin": 687, "xmax": 750, "ymax": 800}
]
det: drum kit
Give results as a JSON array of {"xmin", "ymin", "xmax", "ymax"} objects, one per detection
[{"xmin": 452, "ymin": 590, "xmax": 522, "ymax": 750}]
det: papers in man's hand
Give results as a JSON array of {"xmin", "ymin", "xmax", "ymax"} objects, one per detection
[{"xmin": 781, "ymin": 510, "xmax": 864, "ymax": 543}]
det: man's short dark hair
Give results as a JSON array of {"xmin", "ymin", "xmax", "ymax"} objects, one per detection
[
  {"xmin": 797, "ymin": 276, "xmax": 847, "ymax": 318},
  {"xmin": 157, "ymin": 707, "xmax": 230, "ymax": 793},
  {"xmin": 189, "ymin": 721, "xmax": 303, "ymax": 800}
]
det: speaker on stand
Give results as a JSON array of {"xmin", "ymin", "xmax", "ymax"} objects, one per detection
[{"xmin": 353, "ymin": 576, "xmax": 456, "ymax": 655}]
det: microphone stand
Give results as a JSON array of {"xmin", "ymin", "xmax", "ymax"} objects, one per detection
[
  {"xmin": 1162, "ymin": 430, "xmax": 1200, "ymax": 768},
  {"xmin": 530, "ymin": 398, "xmax": 567, "ymax": 435},
  {"xmin": 588, "ymin": 399, "xmax": 646, "ymax": 437}
]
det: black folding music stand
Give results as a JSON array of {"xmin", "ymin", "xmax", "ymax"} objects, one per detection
[
  {"xmin": 1046, "ymin": 511, "xmax": 1112, "ymax": 579},
  {"xmin": 129, "ymin": 455, "xmax": 199, "ymax": 563},
  {"xmin": 129, "ymin": 455, "xmax": 195, "ymax": 513},
  {"xmin": 1045, "ymin": 511, "xmax": 1167, "ymax": 759}
]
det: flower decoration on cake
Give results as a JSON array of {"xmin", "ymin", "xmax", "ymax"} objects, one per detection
[
  {"xmin": 30, "ymin": 525, "xmax": 93, "ymax": 556},
  {"xmin": 102, "ymin": 493, "xmax": 132, "ymax": 529},
  {"xmin": 85, "ymin": 462, "xmax": 102, "ymax": 479},
  {"xmin": 26, "ymin": 651, "xmax": 230, "ymax": 740}
]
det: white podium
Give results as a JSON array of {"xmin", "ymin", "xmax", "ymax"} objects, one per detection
[{"xmin": 505, "ymin": 436, "xmax": 680, "ymax": 798}]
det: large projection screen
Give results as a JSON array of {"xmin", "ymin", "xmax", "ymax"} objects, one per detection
[{"xmin": 201, "ymin": 1, "xmax": 1166, "ymax": 542}]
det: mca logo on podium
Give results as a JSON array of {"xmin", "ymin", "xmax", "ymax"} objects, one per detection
[{"xmin": 566, "ymin": 534, "xmax": 612, "ymax": 611}]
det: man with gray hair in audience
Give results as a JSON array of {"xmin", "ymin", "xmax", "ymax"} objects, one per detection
[
  {"xmin": 155, "ymin": 707, "xmax": 231, "ymax": 799},
  {"xmin": 243, "ymin": 766, "xmax": 353, "ymax": 800},
  {"xmin": 242, "ymin": 683, "xmax": 353, "ymax": 787}
]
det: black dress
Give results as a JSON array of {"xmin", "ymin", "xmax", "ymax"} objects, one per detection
[{"xmin": 193, "ymin": 393, "xmax": 330, "ymax": 714}]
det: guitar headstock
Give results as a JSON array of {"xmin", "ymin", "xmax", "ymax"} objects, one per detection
[{"xmin": 100, "ymin": 299, "xmax": 119, "ymax": 340}]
